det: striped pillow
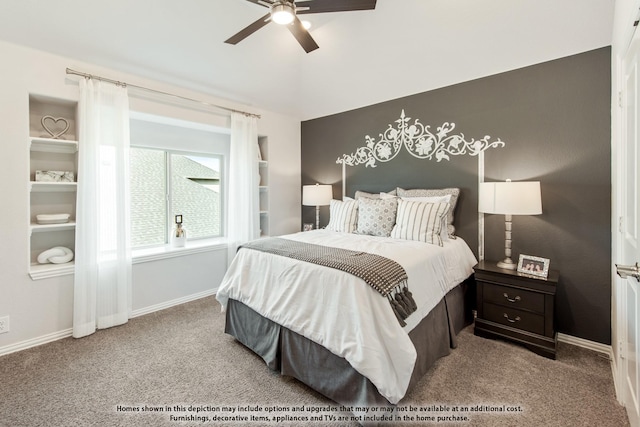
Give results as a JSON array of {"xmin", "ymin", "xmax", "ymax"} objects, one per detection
[
  {"xmin": 326, "ymin": 199, "xmax": 358, "ymax": 233},
  {"xmin": 396, "ymin": 187, "xmax": 460, "ymax": 237},
  {"xmin": 400, "ymin": 195, "xmax": 451, "ymax": 242},
  {"xmin": 391, "ymin": 200, "xmax": 450, "ymax": 246}
]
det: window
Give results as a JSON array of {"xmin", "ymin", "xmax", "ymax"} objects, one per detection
[{"xmin": 130, "ymin": 147, "xmax": 223, "ymax": 248}]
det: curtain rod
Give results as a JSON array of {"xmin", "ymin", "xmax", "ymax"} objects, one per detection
[{"xmin": 65, "ymin": 68, "xmax": 261, "ymax": 119}]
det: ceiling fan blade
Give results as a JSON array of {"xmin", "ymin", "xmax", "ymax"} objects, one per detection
[
  {"xmin": 288, "ymin": 17, "xmax": 319, "ymax": 53},
  {"xmin": 295, "ymin": 0, "xmax": 377, "ymax": 14},
  {"xmin": 225, "ymin": 13, "xmax": 272, "ymax": 45}
]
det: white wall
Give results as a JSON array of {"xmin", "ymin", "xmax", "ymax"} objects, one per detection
[{"xmin": 0, "ymin": 40, "xmax": 301, "ymax": 354}]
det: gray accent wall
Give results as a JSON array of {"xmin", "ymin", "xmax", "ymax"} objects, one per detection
[{"xmin": 301, "ymin": 47, "xmax": 612, "ymax": 344}]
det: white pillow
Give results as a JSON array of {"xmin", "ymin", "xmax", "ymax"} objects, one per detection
[
  {"xmin": 400, "ymin": 194, "xmax": 451, "ymax": 204},
  {"xmin": 326, "ymin": 199, "xmax": 358, "ymax": 233},
  {"xmin": 354, "ymin": 189, "xmax": 398, "ymax": 200},
  {"xmin": 391, "ymin": 200, "xmax": 450, "ymax": 246},
  {"xmin": 400, "ymin": 195, "xmax": 451, "ymax": 242},
  {"xmin": 397, "ymin": 188, "xmax": 460, "ymax": 236}
]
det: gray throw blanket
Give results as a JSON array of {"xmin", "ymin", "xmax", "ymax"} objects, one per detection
[{"xmin": 240, "ymin": 237, "xmax": 417, "ymax": 326}]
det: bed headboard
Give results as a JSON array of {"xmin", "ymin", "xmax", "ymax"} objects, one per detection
[{"xmin": 335, "ymin": 110, "xmax": 506, "ymax": 259}]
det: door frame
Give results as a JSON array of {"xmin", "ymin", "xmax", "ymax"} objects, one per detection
[{"xmin": 613, "ymin": 4, "xmax": 640, "ymax": 426}]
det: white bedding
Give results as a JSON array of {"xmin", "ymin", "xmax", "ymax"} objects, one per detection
[{"xmin": 216, "ymin": 230, "xmax": 477, "ymax": 404}]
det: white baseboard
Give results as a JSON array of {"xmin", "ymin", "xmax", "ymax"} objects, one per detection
[
  {"xmin": 557, "ymin": 332, "xmax": 619, "ymax": 403},
  {"xmin": 557, "ymin": 332, "xmax": 613, "ymax": 358},
  {"xmin": 0, "ymin": 328, "xmax": 73, "ymax": 357},
  {"xmin": 0, "ymin": 288, "xmax": 218, "ymax": 357},
  {"xmin": 130, "ymin": 288, "xmax": 217, "ymax": 318}
]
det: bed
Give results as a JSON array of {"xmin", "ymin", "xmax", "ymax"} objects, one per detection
[{"xmin": 216, "ymin": 190, "xmax": 478, "ymax": 413}]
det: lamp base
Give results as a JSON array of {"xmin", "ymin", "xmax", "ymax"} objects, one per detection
[{"xmin": 497, "ymin": 258, "xmax": 517, "ymax": 270}]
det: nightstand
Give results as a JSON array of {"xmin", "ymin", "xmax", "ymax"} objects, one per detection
[{"xmin": 474, "ymin": 260, "xmax": 558, "ymax": 359}]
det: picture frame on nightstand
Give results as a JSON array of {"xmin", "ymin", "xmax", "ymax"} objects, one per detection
[{"xmin": 517, "ymin": 254, "xmax": 550, "ymax": 279}]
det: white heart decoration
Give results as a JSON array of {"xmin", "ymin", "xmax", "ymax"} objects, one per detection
[{"xmin": 41, "ymin": 115, "xmax": 70, "ymax": 139}]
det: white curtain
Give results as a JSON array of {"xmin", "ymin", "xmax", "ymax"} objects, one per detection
[
  {"xmin": 227, "ymin": 112, "xmax": 260, "ymax": 265},
  {"xmin": 73, "ymin": 78, "xmax": 132, "ymax": 338}
]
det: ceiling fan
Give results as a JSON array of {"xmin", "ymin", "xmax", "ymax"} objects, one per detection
[{"xmin": 225, "ymin": 0, "xmax": 378, "ymax": 53}]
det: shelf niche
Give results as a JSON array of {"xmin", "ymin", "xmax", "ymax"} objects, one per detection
[
  {"xmin": 258, "ymin": 136, "xmax": 269, "ymax": 237},
  {"xmin": 28, "ymin": 94, "xmax": 78, "ymax": 280},
  {"xmin": 29, "ymin": 95, "xmax": 78, "ymax": 141}
]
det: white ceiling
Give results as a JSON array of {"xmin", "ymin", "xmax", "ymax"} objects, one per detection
[{"xmin": 0, "ymin": 0, "xmax": 613, "ymax": 120}]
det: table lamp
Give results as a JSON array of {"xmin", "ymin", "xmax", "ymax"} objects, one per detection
[
  {"xmin": 479, "ymin": 179, "xmax": 542, "ymax": 270},
  {"xmin": 302, "ymin": 184, "xmax": 333, "ymax": 230}
]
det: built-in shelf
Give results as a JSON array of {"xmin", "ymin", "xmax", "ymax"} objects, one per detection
[
  {"xmin": 29, "ymin": 261, "xmax": 75, "ymax": 280},
  {"xmin": 258, "ymin": 136, "xmax": 269, "ymax": 237},
  {"xmin": 30, "ymin": 182, "xmax": 77, "ymax": 192},
  {"xmin": 28, "ymin": 95, "xmax": 79, "ymax": 279},
  {"xmin": 30, "ymin": 221, "xmax": 76, "ymax": 233},
  {"xmin": 30, "ymin": 137, "xmax": 78, "ymax": 153}
]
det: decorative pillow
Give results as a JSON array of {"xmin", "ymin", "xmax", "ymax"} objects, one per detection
[
  {"xmin": 400, "ymin": 195, "xmax": 451, "ymax": 204},
  {"xmin": 356, "ymin": 197, "xmax": 398, "ymax": 237},
  {"xmin": 399, "ymin": 195, "xmax": 451, "ymax": 241},
  {"xmin": 391, "ymin": 200, "xmax": 449, "ymax": 246},
  {"xmin": 354, "ymin": 189, "xmax": 398, "ymax": 200},
  {"xmin": 379, "ymin": 192, "xmax": 397, "ymax": 200},
  {"xmin": 326, "ymin": 199, "xmax": 358, "ymax": 233},
  {"xmin": 397, "ymin": 188, "xmax": 460, "ymax": 236}
]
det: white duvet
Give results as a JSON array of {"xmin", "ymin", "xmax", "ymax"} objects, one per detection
[{"xmin": 216, "ymin": 230, "xmax": 477, "ymax": 404}]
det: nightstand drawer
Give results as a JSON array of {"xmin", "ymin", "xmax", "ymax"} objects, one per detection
[
  {"xmin": 483, "ymin": 302, "xmax": 545, "ymax": 335},
  {"xmin": 483, "ymin": 283, "xmax": 545, "ymax": 313}
]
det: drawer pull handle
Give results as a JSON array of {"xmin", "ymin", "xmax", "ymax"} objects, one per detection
[
  {"xmin": 503, "ymin": 313, "xmax": 521, "ymax": 323},
  {"xmin": 503, "ymin": 293, "xmax": 521, "ymax": 303}
]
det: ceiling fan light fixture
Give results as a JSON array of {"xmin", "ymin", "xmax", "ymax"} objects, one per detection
[
  {"xmin": 271, "ymin": 1, "xmax": 295, "ymax": 25},
  {"xmin": 227, "ymin": 0, "xmax": 377, "ymax": 53}
]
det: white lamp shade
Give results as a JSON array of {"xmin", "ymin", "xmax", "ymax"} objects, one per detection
[
  {"xmin": 479, "ymin": 181, "xmax": 542, "ymax": 215},
  {"xmin": 302, "ymin": 184, "xmax": 333, "ymax": 206}
]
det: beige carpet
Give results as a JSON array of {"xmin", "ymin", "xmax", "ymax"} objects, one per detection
[{"xmin": 0, "ymin": 296, "xmax": 629, "ymax": 426}]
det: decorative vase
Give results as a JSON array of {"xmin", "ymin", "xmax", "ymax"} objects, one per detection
[{"xmin": 171, "ymin": 215, "xmax": 186, "ymax": 247}]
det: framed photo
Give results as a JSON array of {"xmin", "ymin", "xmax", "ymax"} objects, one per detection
[
  {"xmin": 517, "ymin": 254, "xmax": 550, "ymax": 279},
  {"xmin": 303, "ymin": 223, "xmax": 314, "ymax": 232}
]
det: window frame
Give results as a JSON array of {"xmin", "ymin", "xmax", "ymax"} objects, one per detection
[{"xmin": 130, "ymin": 145, "xmax": 225, "ymax": 250}]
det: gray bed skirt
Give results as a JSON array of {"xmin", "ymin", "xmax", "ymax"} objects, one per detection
[{"xmin": 224, "ymin": 276, "xmax": 474, "ymax": 409}]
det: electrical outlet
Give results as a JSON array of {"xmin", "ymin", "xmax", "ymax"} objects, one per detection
[{"xmin": 0, "ymin": 316, "xmax": 9, "ymax": 334}]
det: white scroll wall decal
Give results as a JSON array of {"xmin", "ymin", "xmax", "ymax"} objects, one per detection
[{"xmin": 336, "ymin": 110, "xmax": 506, "ymax": 167}]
